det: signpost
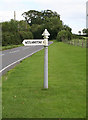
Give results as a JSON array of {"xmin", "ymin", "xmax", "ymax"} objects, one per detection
[
  {"xmin": 22, "ymin": 39, "xmax": 44, "ymax": 46},
  {"xmin": 22, "ymin": 29, "xmax": 50, "ymax": 89},
  {"xmin": 42, "ymin": 29, "xmax": 50, "ymax": 89}
]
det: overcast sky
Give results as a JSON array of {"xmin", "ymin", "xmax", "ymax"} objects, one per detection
[{"xmin": 0, "ymin": 0, "xmax": 87, "ymax": 34}]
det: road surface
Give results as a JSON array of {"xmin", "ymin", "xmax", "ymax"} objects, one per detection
[{"xmin": 0, "ymin": 41, "xmax": 53, "ymax": 75}]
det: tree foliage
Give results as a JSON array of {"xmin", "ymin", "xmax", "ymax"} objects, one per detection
[
  {"xmin": 82, "ymin": 28, "xmax": 88, "ymax": 35},
  {"xmin": 2, "ymin": 32, "xmax": 21, "ymax": 46},
  {"xmin": 2, "ymin": 9, "xmax": 72, "ymax": 46},
  {"xmin": 2, "ymin": 19, "xmax": 33, "ymax": 46},
  {"xmin": 2, "ymin": 20, "xmax": 18, "ymax": 32},
  {"xmin": 19, "ymin": 31, "xmax": 33, "ymax": 41},
  {"xmin": 56, "ymin": 30, "xmax": 72, "ymax": 42},
  {"xmin": 22, "ymin": 9, "xmax": 71, "ymax": 40},
  {"xmin": 22, "ymin": 10, "xmax": 60, "ymax": 25}
]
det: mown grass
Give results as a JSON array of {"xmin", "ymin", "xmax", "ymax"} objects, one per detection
[
  {"xmin": 2, "ymin": 41, "xmax": 86, "ymax": 118},
  {"xmin": 0, "ymin": 44, "xmax": 23, "ymax": 51}
]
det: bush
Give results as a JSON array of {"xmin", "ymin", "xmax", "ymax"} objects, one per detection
[
  {"xmin": 2, "ymin": 20, "xmax": 18, "ymax": 32},
  {"xmin": 19, "ymin": 31, "xmax": 33, "ymax": 41},
  {"xmin": 56, "ymin": 30, "xmax": 72, "ymax": 42},
  {"xmin": 2, "ymin": 31, "xmax": 33, "ymax": 46},
  {"xmin": 2, "ymin": 32, "xmax": 21, "ymax": 46},
  {"xmin": 2, "ymin": 20, "xmax": 33, "ymax": 46}
]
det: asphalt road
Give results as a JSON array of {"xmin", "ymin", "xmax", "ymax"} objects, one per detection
[{"xmin": 0, "ymin": 41, "xmax": 53, "ymax": 75}]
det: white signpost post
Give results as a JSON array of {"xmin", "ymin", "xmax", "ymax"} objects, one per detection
[{"xmin": 22, "ymin": 29, "xmax": 50, "ymax": 89}]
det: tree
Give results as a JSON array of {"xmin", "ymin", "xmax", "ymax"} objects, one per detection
[
  {"xmin": 19, "ymin": 31, "xmax": 33, "ymax": 41},
  {"xmin": 43, "ymin": 17, "xmax": 63, "ymax": 39},
  {"xmin": 31, "ymin": 24, "xmax": 44, "ymax": 39},
  {"xmin": 63, "ymin": 25, "xmax": 72, "ymax": 33},
  {"xmin": 22, "ymin": 10, "xmax": 43, "ymax": 25},
  {"xmin": 17, "ymin": 20, "xmax": 31, "ymax": 31},
  {"xmin": 78, "ymin": 31, "xmax": 81, "ymax": 35},
  {"xmin": 22, "ymin": 10, "xmax": 60, "ymax": 26},
  {"xmin": 2, "ymin": 32, "xmax": 21, "ymax": 46},
  {"xmin": 2, "ymin": 19, "xmax": 18, "ymax": 32},
  {"xmin": 2, "ymin": 19, "xmax": 32, "ymax": 46},
  {"xmin": 82, "ymin": 28, "xmax": 88, "ymax": 35},
  {"xmin": 22, "ymin": 9, "xmax": 73, "ymax": 40},
  {"xmin": 22, "ymin": 10, "xmax": 64, "ymax": 39},
  {"xmin": 56, "ymin": 30, "xmax": 72, "ymax": 42}
]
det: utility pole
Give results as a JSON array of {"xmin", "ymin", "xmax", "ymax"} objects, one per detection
[
  {"xmin": 86, "ymin": 1, "xmax": 88, "ymax": 28},
  {"xmin": 14, "ymin": 11, "xmax": 16, "ymax": 21},
  {"xmin": 86, "ymin": 2, "xmax": 88, "ymax": 48}
]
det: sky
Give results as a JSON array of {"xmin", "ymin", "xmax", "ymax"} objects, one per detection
[{"xmin": 0, "ymin": 0, "xmax": 87, "ymax": 34}]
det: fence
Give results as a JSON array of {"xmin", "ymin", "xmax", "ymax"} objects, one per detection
[{"xmin": 63, "ymin": 39, "xmax": 88, "ymax": 48}]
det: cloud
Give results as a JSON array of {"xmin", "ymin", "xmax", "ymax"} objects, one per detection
[
  {"xmin": 0, "ymin": 11, "xmax": 25, "ymax": 22},
  {"xmin": 0, "ymin": 0, "xmax": 87, "ymax": 33}
]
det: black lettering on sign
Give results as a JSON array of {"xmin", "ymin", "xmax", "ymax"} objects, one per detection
[{"xmin": 25, "ymin": 40, "xmax": 43, "ymax": 44}]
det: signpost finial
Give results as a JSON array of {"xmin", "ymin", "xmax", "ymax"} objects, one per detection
[{"xmin": 42, "ymin": 29, "xmax": 50, "ymax": 39}]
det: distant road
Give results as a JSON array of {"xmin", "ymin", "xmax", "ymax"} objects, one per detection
[{"xmin": 0, "ymin": 41, "xmax": 53, "ymax": 75}]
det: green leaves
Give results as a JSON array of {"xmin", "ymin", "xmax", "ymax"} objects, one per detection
[
  {"xmin": 2, "ymin": 20, "xmax": 33, "ymax": 46},
  {"xmin": 22, "ymin": 10, "xmax": 60, "ymax": 25},
  {"xmin": 56, "ymin": 30, "xmax": 72, "ymax": 42}
]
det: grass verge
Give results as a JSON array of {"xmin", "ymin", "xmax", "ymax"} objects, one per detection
[
  {"xmin": 0, "ymin": 44, "xmax": 23, "ymax": 51},
  {"xmin": 2, "ymin": 42, "xmax": 86, "ymax": 118}
]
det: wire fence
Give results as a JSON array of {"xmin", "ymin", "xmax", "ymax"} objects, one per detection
[{"xmin": 63, "ymin": 39, "xmax": 88, "ymax": 48}]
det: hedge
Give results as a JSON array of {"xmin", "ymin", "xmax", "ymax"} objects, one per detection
[{"xmin": 2, "ymin": 31, "xmax": 33, "ymax": 46}]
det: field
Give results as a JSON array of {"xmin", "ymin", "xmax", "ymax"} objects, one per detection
[{"xmin": 2, "ymin": 41, "xmax": 86, "ymax": 118}]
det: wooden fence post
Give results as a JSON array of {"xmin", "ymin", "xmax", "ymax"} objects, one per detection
[
  {"xmin": 87, "ymin": 40, "xmax": 88, "ymax": 48},
  {"xmin": 82, "ymin": 40, "xmax": 83, "ymax": 48},
  {"xmin": 77, "ymin": 40, "xmax": 79, "ymax": 46}
]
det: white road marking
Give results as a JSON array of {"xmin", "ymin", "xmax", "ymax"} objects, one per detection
[
  {"xmin": 9, "ymin": 50, "xmax": 19, "ymax": 54},
  {"xmin": 0, "ymin": 47, "xmax": 43, "ymax": 73}
]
